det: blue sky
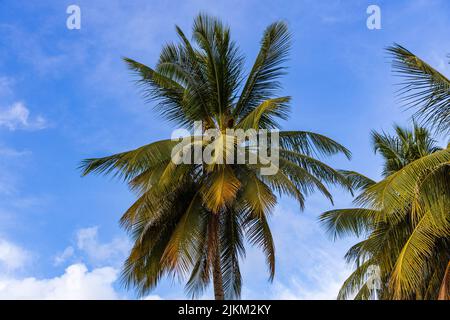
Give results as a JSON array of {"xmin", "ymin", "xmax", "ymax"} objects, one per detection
[{"xmin": 0, "ymin": 0, "xmax": 449, "ymax": 299}]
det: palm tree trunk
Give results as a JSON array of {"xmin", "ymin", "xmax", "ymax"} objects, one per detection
[
  {"xmin": 212, "ymin": 244, "xmax": 224, "ymax": 300},
  {"xmin": 210, "ymin": 213, "xmax": 224, "ymax": 300}
]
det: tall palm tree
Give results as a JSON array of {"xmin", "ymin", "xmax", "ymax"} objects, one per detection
[
  {"xmin": 388, "ymin": 44, "xmax": 450, "ymax": 136},
  {"xmin": 320, "ymin": 124, "xmax": 450, "ymax": 299},
  {"xmin": 81, "ymin": 14, "xmax": 351, "ymax": 300}
]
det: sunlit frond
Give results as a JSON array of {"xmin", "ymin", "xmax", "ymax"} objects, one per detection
[{"xmin": 200, "ymin": 166, "xmax": 241, "ymax": 213}]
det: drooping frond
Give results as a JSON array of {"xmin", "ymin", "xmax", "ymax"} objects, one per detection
[
  {"xmin": 240, "ymin": 172, "xmax": 277, "ymax": 218},
  {"xmin": 161, "ymin": 193, "xmax": 207, "ymax": 275},
  {"xmin": 121, "ymin": 186, "xmax": 199, "ymax": 296},
  {"xmin": 319, "ymin": 208, "xmax": 379, "ymax": 240},
  {"xmin": 338, "ymin": 170, "xmax": 376, "ymax": 192},
  {"xmin": 199, "ymin": 166, "xmax": 241, "ymax": 213},
  {"xmin": 244, "ymin": 210, "xmax": 276, "ymax": 280},
  {"xmin": 280, "ymin": 150, "xmax": 353, "ymax": 193},
  {"xmin": 279, "ymin": 131, "xmax": 352, "ymax": 159},
  {"xmin": 220, "ymin": 209, "xmax": 245, "ymax": 299}
]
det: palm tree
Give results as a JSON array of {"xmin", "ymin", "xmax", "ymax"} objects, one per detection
[
  {"xmin": 388, "ymin": 44, "xmax": 450, "ymax": 136},
  {"xmin": 81, "ymin": 14, "xmax": 351, "ymax": 300},
  {"xmin": 320, "ymin": 124, "xmax": 450, "ymax": 299}
]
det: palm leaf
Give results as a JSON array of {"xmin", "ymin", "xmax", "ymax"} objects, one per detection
[{"xmin": 388, "ymin": 44, "xmax": 450, "ymax": 135}]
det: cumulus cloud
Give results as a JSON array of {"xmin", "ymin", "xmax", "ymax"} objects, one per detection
[
  {"xmin": 0, "ymin": 102, "xmax": 47, "ymax": 131},
  {"xmin": 0, "ymin": 236, "xmax": 126, "ymax": 299},
  {"xmin": 0, "ymin": 263, "xmax": 119, "ymax": 299}
]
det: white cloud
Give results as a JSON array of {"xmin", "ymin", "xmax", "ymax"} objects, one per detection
[
  {"xmin": 53, "ymin": 246, "xmax": 75, "ymax": 266},
  {"xmin": 75, "ymin": 226, "xmax": 129, "ymax": 267},
  {"xmin": 0, "ymin": 239, "xmax": 30, "ymax": 271},
  {"xmin": 239, "ymin": 200, "xmax": 355, "ymax": 300},
  {"xmin": 0, "ymin": 263, "xmax": 119, "ymax": 299},
  {"xmin": 267, "ymin": 205, "xmax": 352, "ymax": 300},
  {"xmin": 270, "ymin": 247, "xmax": 351, "ymax": 300},
  {"xmin": 0, "ymin": 102, "xmax": 47, "ymax": 131},
  {"xmin": 0, "ymin": 236, "xmax": 124, "ymax": 299}
]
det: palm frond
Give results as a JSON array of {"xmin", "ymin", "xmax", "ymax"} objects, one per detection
[
  {"xmin": 236, "ymin": 97, "xmax": 290, "ymax": 130},
  {"xmin": 388, "ymin": 44, "xmax": 450, "ymax": 135},
  {"xmin": 319, "ymin": 208, "xmax": 379, "ymax": 240},
  {"xmin": 234, "ymin": 21, "xmax": 291, "ymax": 119},
  {"xmin": 279, "ymin": 131, "xmax": 352, "ymax": 159}
]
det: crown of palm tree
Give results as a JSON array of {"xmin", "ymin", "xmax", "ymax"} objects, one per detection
[
  {"xmin": 320, "ymin": 125, "xmax": 450, "ymax": 300},
  {"xmin": 81, "ymin": 14, "xmax": 351, "ymax": 299}
]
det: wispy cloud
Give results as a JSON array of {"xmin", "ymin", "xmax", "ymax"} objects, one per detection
[
  {"xmin": 0, "ymin": 102, "xmax": 47, "ymax": 131},
  {"xmin": 53, "ymin": 246, "xmax": 75, "ymax": 266},
  {"xmin": 0, "ymin": 76, "xmax": 15, "ymax": 98}
]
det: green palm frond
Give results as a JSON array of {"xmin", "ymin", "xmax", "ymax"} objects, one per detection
[
  {"xmin": 279, "ymin": 131, "xmax": 352, "ymax": 159},
  {"xmin": 356, "ymin": 148, "xmax": 450, "ymax": 220},
  {"xmin": 220, "ymin": 209, "xmax": 245, "ymax": 299},
  {"xmin": 388, "ymin": 44, "xmax": 450, "ymax": 135},
  {"xmin": 80, "ymin": 139, "xmax": 177, "ymax": 181},
  {"xmin": 319, "ymin": 208, "xmax": 379, "ymax": 240},
  {"xmin": 236, "ymin": 97, "xmax": 290, "ymax": 130},
  {"xmin": 240, "ymin": 172, "xmax": 277, "ymax": 218},
  {"xmin": 200, "ymin": 166, "xmax": 241, "ymax": 213},
  {"xmin": 233, "ymin": 21, "xmax": 291, "ymax": 120},
  {"xmin": 390, "ymin": 212, "xmax": 446, "ymax": 299},
  {"xmin": 338, "ymin": 170, "xmax": 376, "ymax": 191},
  {"xmin": 244, "ymin": 209, "xmax": 276, "ymax": 280}
]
